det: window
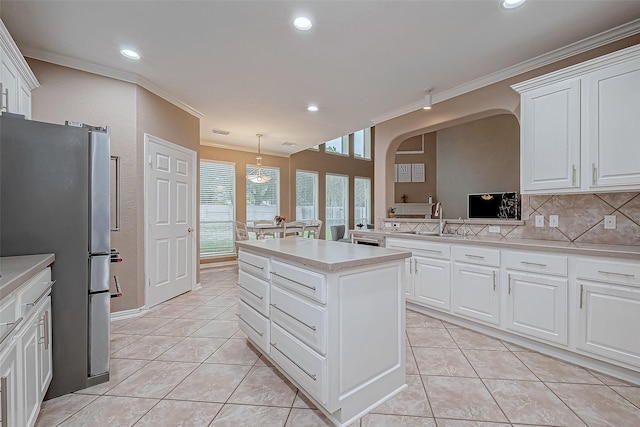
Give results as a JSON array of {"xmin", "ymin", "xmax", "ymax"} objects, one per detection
[
  {"xmin": 354, "ymin": 177, "xmax": 371, "ymax": 227},
  {"xmin": 354, "ymin": 128, "xmax": 371, "ymax": 160},
  {"xmin": 246, "ymin": 165, "xmax": 280, "ymax": 225},
  {"xmin": 324, "ymin": 135, "xmax": 349, "ymax": 155},
  {"xmin": 296, "ymin": 170, "xmax": 318, "ymax": 223},
  {"xmin": 200, "ymin": 161, "xmax": 235, "ymax": 256},
  {"xmin": 326, "ymin": 174, "xmax": 348, "ymax": 239}
]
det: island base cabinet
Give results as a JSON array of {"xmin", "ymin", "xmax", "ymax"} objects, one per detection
[
  {"xmin": 452, "ymin": 263, "xmax": 500, "ymax": 325},
  {"xmin": 237, "ymin": 300, "xmax": 270, "ymax": 354},
  {"xmin": 576, "ymin": 281, "xmax": 640, "ymax": 369},
  {"xmin": 506, "ymin": 273, "xmax": 567, "ymax": 345}
]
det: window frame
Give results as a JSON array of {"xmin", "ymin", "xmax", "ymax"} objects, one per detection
[{"xmin": 199, "ymin": 159, "xmax": 236, "ymax": 258}]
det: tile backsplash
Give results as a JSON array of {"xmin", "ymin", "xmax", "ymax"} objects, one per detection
[{"xmin": 381, "ymin": 192, "xmax": 640, "ymax": 246}]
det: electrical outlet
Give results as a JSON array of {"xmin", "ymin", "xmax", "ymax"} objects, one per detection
[
  {"xmin": 549, "ymin": 215, "xmax": 559, "ymax": 228},
  {"xmin": 535, "ymin": 215, "xmax": 544, "ymax": 228},
  {"xmin": 393, "ymin": 223, "xmax": 400, "ymax": 228},
  {"xmin": 488, "ymin": 226, "xmax": 500, "ymax": 233},
  {"xmin": 604, "ymin": 215, "xmax": 616, "ymax": 230}
]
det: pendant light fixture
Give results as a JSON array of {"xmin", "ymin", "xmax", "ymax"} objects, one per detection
[{"xmin": 247, "ymin": 134, "xmax": 272, "ymax": 184}]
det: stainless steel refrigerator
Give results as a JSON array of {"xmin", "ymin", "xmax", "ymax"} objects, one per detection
[{"xmin": 0, "ymin": 113, "xmax": 111, "ymax": 398}]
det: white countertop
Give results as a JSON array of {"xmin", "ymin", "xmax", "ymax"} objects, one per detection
[
  {"xmin": 354, "ymin": 230, "xmax": 640, "ymax": 261},
  {"xmin": 0, "ymin": 254, "xmax": 55, "ymax": 298},
  {"xmin": 236, "ymin": 237, "xmax": 411, "ymax": 271}
]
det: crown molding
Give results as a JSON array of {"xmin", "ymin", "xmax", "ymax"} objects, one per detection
[
  {"xmin": 19, "ymin": 45, "xmax": 204, "ymax": 119},
  {"xmin": 371, "ymin": 18, "xmax": 640, "ymax": 125},
  {"xmin": 200, "ymin": 140, "xmax": 289, "ymax": 158},
  {"xmin": 0, "ymin": 19, "xmax": 40, "ymax": 89}
]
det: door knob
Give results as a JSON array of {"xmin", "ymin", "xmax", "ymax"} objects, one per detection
[{"xmin": 187, "ymin": 227, "xmax": 194, "ymax": 233}]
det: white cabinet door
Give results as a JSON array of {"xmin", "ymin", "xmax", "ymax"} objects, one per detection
[
  {"xmin": 0, "ymin": 50, "xmax": 19, "ymax": 114},
  {"xmin": 414, "ymin": 256, "xmax": 451, "ymax": 311},
  {"xmin": 585, "ymin": 57, "xmax": 640, "ymax": 189},
  {"xmin": 506, "ymin": 272, "xmax": 567, "ymax": 345},
  {"xmin": 521, "ymin": 79, "xmax": 581, "ymax": 193},
  {"xmin": 18, "ymin": 78, "xmax": 31, "ymax": 119},
  {"xmin": 576, "ymin": 280, "xmax": 640, "ymax": 368},
  {"xmin": 37, "ymin": 299, "xmax": 52, "ymax": 398},
  {"xmin": 0, "ymin": 340, "xmax": 21, "ymax": 427},
  {"xmin": 452, "ymin": 263, "xmax": 500, "ymax": 325},
  {"xmin": 17, "ymin": 318, "xmax": 39, "ymax": 427}
]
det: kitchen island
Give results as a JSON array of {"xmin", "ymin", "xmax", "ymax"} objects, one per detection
[{"xmin": 235, "ymin": 238, "xmax": 411, "ymax": 427}]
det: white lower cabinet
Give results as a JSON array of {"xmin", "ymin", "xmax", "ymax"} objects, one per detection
[
  {"xmin": 575, "ymin": 257, "xmax": 640, "ymax": 369},
  {"xmin": 506, "ymin": 272, "xmax": 567, "ymax": 344},
  {"xmin": 0, "ymin": 340, "xmax": 20, "ymax": 427},
  {"xmin": 503, "ymin": 250, "xmax": 568, "ymax": 345},
  {"xmin": 36, "ymin": 299, "xmax": 52, "ymax": 398},
  {"xmin": 17, "ymin": 314, "xmax": 39, "ymax": 427},
  {"xmin": 451, "ymin": 245, "xmax": 500, "ymax": 326}
]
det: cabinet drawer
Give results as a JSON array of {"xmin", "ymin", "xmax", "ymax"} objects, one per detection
[
  {"xmin": 386, "ymin": 238, "xmax": 450, "ymax": 260},
  {"xmin": 238, "ymin": 250, "xmax": 270, "ymax": 280},
  {"xmin": 238, "ymin": 270, "xmax": 269, "ymax": 316},
  {"xmin": 270, "ymin": 323, "xmax": 327, "ymax": 404},
  {"xmin": 237, "ymin": 300, "xmax": 269, "ymax": 354},
  {"xmin": 16, "ymin": 267, "xmax": 53, "ymax": 318},
  {"xmin": 271, "ymin": 260, "xmax": 326, "ymax": 304},
  {"xmin": 503, "ymin": 251, "xmax": 567, "ymax": 276},
  {"xmin": 576, "ymin": 258, "xmax": 640, "ymax": 288},
  {"xmin": 453, "ymin": 245, "xmax": 500, "ymax": 267},
  {"xmin": 271, "ymin": 285, "xmax": 327, "ymax": 354}
]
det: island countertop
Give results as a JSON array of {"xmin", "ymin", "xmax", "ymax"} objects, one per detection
[
  {"xmin": 236, "ymin": 237, "xmax": 411, "ymax": 272},
  {"xmin": 0, "ymin": 253, "xmax": 55, "ymax": 298}
]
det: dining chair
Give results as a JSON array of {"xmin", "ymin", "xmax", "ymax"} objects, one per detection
[
  {"xmin": 254, "ymin": 219, "xmax": 278, "ymax": 239},
  {"xmin": 234, "ymin": 220, "xmax": 249, "ymax": 241},
  {"xmin": 283, "ymin": 221, "xmax": 305, "ymax": 238},
  {"xmin": 330, "ymin": 224, "xmax": 352, "ymax": 243},
  {"xmin": 306, "ymin": 220, "xmax": 323, "ymax": 239}
]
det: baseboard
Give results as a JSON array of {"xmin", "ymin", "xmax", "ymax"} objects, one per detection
[
  {"xmin": 110, "ymin": 307, "xmax": 146, "ymax": 321},
  {"xmin": 201, "ymin": 260, "xmax": 238, "ymax": 269}
]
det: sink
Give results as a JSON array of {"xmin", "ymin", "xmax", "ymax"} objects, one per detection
[{"xmin": 397, "ymin": 231, "xmax": 461, "ymax": 238}]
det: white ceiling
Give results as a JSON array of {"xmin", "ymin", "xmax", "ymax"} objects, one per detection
[{"xmin": 2, "ymin": 1, "xmax": 640, "ymax": 156}]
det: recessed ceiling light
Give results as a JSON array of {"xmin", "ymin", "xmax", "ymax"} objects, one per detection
[
  {"xmin": 501, "ymin": 0, "xmax": 526, "ymax": 9},
  {"xmin": 293, "ymin": 16, "xmax": 312, "ymax": 31},
  {"xmin": 120, "ymin": 49, "xmax": 140, "ymax": 60},
  {"xmin": 211, "ymin": 128, "xmax": 230, "ymax": 135},
  {"xmin": 307, "ymin": 105, "xmax": 319, "ymax": 112},
  {"xmin": 282, "ymin": 142, "xmax": 297, "ymax": 147}
]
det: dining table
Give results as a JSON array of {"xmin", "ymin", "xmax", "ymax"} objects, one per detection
[{"xmin": 246, "ymin": 222, "xmax": 321, "ymax": 239}]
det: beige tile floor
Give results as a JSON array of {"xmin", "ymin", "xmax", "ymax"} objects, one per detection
[{"xmin": 37, "ymin": 266, "xmax": 640, "ymax": 426}]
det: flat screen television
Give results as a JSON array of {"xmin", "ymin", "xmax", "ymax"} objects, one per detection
[{"xmin": 467, "ymin": 192, "xmax": 520, "ymax": 220}]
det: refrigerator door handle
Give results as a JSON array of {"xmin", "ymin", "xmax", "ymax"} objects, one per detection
[{"xmin": 90, "ymin": 128, "xmax": 111, "ymax": 254}]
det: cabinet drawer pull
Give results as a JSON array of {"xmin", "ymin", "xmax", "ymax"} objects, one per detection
[
  {"xmin": 507, "ymin": 273, "xmax": 511, "ymax": 295},
  {"xmin": 465, "ymin": 254, "xmax": 485, "ymax": 259},
  {"xmin": 271, "ymin": 272, "xmax": 316, "ymax": 291},
  {"xmin": 597, "ymin": 270, "xmax": 635, "ymax": 278},
  {"xmin": 572, "ymin": 164, "xmax": 577, "ymax": 186},
  {"xmin": 270, "ymin": 304, "xmax": 317, "ymax": 331},
  {"xmin": 271, "ymin": 342, "xmax": 317, "ymax": 381},
  {"xmin": 1, "ymin": 376, "xmax": 7, "ymax": 426},
  {"xmin": 236, "ymin": 313, "xmax": 264, "ymax": 337},
  {"xmin": 237, "ymin": 283, "xmax": 264, "ymax": 300},
  {"xmin": 421, "ymin": 249, "xmax": 442, "ymax": 254},
  {"xmin": 239, "ymin": 259, "xmax": 265, "ymax": 270},
  {"xmin": 25, "ymin": 280, "xmax": 56, "ymax": 307},
  {"xmin": 44, "ymin": 310, "xmax": 50, "ymax": 350},
  {"xmin": 579, "ymin": 284, "xmax": 584, "ymax": 309},
  {"xmin": 0, "ymin": 317, "xmax": 24, "ymax": 346},
  {"xmin": 592, "ymin": 163, "xmax": 597, "ymax": 186},
  {"xmin": 520, "ymin": 261, "xmax": 547, "ymax": 267},
  {"xmin": 492, "ymin": 271, "xmax": 496, "ymax": 291}
]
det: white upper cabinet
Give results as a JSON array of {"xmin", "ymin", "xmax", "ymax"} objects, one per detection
[
  {"xmin": 513, "ymin": 44, "xmax": 640, "ymax": 194},
  {"xmin": 0, "ymin": 19, "xmax": 39, "ymax": 118}
]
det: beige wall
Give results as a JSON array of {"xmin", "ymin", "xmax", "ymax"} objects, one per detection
[
  {"xmin": 394, "ymin": 133, "xmax": 437, "ymax": 205},
  {"xmin": 374, "ymin": 35, "xmax": 640, "ymax": 223},
  {"xmin": 28, "ymin": 59, "xmax": 200, "ymax": 311},
  {"xmin": 437, "ymin": 114, "xmax": 519, "ymax": 218}
]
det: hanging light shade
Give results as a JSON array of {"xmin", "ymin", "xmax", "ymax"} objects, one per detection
[{"xmin": 247, "ymin": 134, "xmax": 272, "ymax": 184}]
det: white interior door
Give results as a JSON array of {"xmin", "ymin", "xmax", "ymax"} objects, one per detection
[{"xmin": 145, "ymin": 134, "xmax": 196, "ymax": 307}]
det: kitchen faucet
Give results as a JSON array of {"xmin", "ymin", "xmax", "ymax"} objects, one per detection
[{"xmin": 434, "ymin": 202, "xmax": 446, "ymax": 235}]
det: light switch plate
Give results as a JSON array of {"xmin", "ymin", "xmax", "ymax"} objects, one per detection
[
  {"xmin": 384, "ymin": 222, "xmax": 392, "ymax": 228},
  {"xmin": 549, "ymin": 215, "xmax": 559, "ymax": 227},
  {"xmin": 604, "ymin": 215, "xmax": 616, "ymax": 229},
  {"xmin": 535, "ymin": 215, "xmax": 544, "ymax": 228}
]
